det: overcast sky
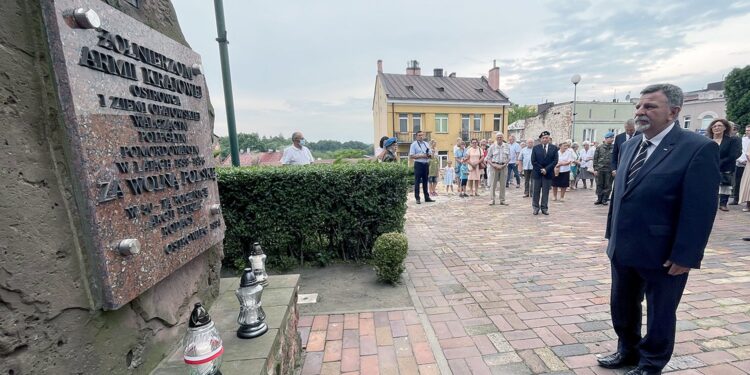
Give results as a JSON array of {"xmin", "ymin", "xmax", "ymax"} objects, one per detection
[{"xmin": 173, "ymin": 0, "xmax": 750, "ymax": 143}]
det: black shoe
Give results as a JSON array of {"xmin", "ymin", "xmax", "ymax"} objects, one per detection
[
  {"xmin": 729, "ymin": 201, "xmax": 739, "ymax": 206},
  {"xmin": 416, "ymin": 199, "xmax": 421, "ymax": 204},
  {"xmin": 743, "ymin": 237, "xmax": 750, "ymax": 241},
  {"xmin": 624, "ymin": 366, "xmax": 661, "ymax": 375},
  {"xmin": 541, "ymin": 210, "xmax": 549, "ymax": 215},
  {"xmin": 597, "ymin": 352, "xmax": 639, "ymax": 369},
  {"xmin": 425, "ymin": 198, "xmax": 435, "ymax": 203},
  {"xmin": 602, "ymin": 201, "xmax": 609, "ymax": 206},
  {"xmin": 594, "ymin": 201, "xmax": 602, "ymax": 205},
  {"xmin": 533, "ymin": 208, "xmax": 539, "ymax": 215}
]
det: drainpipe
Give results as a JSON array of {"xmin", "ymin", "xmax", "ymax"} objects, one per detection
[{"xmin": 214, "ymin": 0, "xmax": 240, "ymax": 167}]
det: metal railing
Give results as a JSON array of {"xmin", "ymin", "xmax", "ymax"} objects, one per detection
[
  {"xmin": 395, "ymin": 131, "xmax": 432, "ymax": 143},
  {"xmin": 462, "ymin": 131, "xmax": 493, "ymax": 142}
]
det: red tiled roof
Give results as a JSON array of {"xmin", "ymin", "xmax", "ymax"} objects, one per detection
[{"xmin": 219, "ymin": 151, "xmax": 284, "ymax": 167}]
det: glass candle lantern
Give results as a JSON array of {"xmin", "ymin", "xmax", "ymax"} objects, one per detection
[
  {"xmin": 235, "ymin": 268, "xmax": 268, "ymax": 339},
  {"xmin": 249, "ymin": 242, "xmax": 268, "ymax": 286},
  {"xmin": 183, "ymin": 303, "xmax": 223, "ymax": 375}
]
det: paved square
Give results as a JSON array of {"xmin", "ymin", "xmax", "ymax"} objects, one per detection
[{"xmin": 300, "ymin": 182, "xmax": 750, "ymax": 374}]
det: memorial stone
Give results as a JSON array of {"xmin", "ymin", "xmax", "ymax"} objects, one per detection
[{"xmin": 41, "ymin": 0, "xmax": 224, "ymax": 309}]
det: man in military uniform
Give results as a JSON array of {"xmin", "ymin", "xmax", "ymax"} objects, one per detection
[{"xmin": 593, "ymin": 132, "xmax": 615, "ymax": 205}]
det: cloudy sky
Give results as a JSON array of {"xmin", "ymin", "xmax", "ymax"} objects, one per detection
[{"xmin": 173, "ymin": 0, "xmax": 750, "ymax": 143}]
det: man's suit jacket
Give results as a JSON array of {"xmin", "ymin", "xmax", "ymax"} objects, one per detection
[
  {"xmin": 611, "ymin": 131, "xmax": 641, "ymax": 171},
  {"xmin": 605, "ymin": 126, "xmax": 720, "ymax": 269},
  {"xmin": 531, "ymin": 143, "xmax": 559, "ymax": 179}
]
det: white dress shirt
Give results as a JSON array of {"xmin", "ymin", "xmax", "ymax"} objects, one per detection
[
  {"xmin": 642, "ymin": 122, "xmax": 675, "ymax": 161},
  {"xmin": 281, "ymin": 145, "xmax": 314, "ymax": 165}
]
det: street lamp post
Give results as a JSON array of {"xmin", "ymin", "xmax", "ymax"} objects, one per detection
[
  {"xmin": 214, "ymin": 0, "xmax": 240, "ymax": 167},
  {"xmin": 571, "ymin": 74, "xmax": 581, "ymax": 142}
]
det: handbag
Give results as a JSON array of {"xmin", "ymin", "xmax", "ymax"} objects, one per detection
[
  {"xmin": 720, "ymin": 171, "xmax": 733, "ymax": 186},
  {"xmin": 554, "ymin": 166, "xmax": 560, "ymax": 177}
]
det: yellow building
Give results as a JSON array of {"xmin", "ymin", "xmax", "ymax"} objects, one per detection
[{"xmin": 373, "ymin": 60, "xmax": 511, "ymax": 165}]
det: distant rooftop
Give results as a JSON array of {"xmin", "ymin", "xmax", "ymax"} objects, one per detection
[{"xmin": 379, "ymin": 73, "xmax": 509, "ymax": 103}]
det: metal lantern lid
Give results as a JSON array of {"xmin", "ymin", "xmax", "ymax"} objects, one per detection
[
  {"xmin": 251, "ymin": 242, "xmax": 264, "ymax": 255},
  {"xmin": 188, "ymin": 302, "xmax": 212, "ymax": 328},
  {"xmin": 239, "ymin": 268, "xmax": 260, "ymax": 288}
]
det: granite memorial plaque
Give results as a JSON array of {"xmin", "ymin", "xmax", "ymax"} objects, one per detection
[{"xmin": 41, "ymin": 0, "xmax": 224, "ymax": 309}]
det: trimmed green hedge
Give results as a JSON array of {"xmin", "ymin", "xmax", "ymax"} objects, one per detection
[
  {"xmin": 217, "ymin": 162, "xmax": 410, "ymax": 271},
  {"xmin": 372, "ymin": 232, "xmax": 409, "ymax": 284}
]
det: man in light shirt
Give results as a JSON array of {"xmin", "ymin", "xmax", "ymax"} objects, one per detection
[
  {"xmin": 506, "ymin": 135, "xmax": 522, "ymax": 189},
  {"xmin": 486, "ymin": 132, "xmax": 510, "ymax": 205},
  {"xmin": 281, "ymin": 131, "xmax": 314, "ymax": 165},
  {"xmin": 409, "ymin": 131, "xmax": 435, "ymax": 204},
  {"xmin": 517, "ymin": 139, "xmax": 534, "ymax": 197}
]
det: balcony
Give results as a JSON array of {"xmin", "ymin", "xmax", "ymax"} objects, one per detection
[
  {"xmin": 462, "ymin": 131, "xmax": 493, "ymax": 142},
  {"xmin": 395, "ymin": 131, "xmax": 432, "ymax": 144}
]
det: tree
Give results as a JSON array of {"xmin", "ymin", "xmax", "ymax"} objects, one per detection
[
  {"xmin": 508, "ymin": 104, "xmax": 537, "ymax": 124},
  {"xmin": 725, "ymin": 66, "xmax": 750, "ymax": 133}
]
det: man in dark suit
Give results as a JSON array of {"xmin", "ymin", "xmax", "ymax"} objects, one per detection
[
  {"xmin": 530, "ymin": 131, "xmax": 558, "ymax": 215},
  {"xmin": 611, "ymin": 119, "xmax": 640, "ymax": 173},
  {"xmin": 598, "ymin": 84, "xmax": 720, "ymax": 375}
]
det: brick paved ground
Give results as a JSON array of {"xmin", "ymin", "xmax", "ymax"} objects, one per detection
[{"xmin": 300, "ymin": 179, "xmax": 750, "ymax": 374}]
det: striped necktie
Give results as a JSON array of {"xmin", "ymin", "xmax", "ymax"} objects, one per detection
[{"xmin": 626, "ymin": 140, "xmax": 652, "ymax": 186}]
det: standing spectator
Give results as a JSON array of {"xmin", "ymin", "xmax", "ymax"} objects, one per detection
[
  {"xmin": 428, "ymin": 140, "xmax": 440, "ymax": 197},
  {"xmin": 443, "ymin": 161, "xmax": 455, "ymax": 194},
  {"xmin": 381, "ymin": 137, "xmax": 399, "ymax": 163},
  {"xmin": 611, "ymin": 119, "xmax": 640, "ymax": 174},
  {"xmin": 479, "ymin": 139, "xmax": 489, "ymax": 188},
  {"xmin": 599, "ymin": 83, "xmax": 719, "ymax": 375},
  {"xmin": 506, "ymin": 135, "xmax": 522, "ymax": 189},
  {"xmin": 569, "ymin": 142, "xmax": 580, "ymax": 190},
  {"xmin": 452, "ymin": 137, "xmax": 462, "ymax": 158},
  {"xmin": 593, "ymin": 132, "xmax": 615, "ymax": 205},
  {"xmin": 576, "ymin": 141, "xmax": 596, "ymax": 189},
  {"xmin": 486, "ymin": 132, "xmax": 510, "ymax": 205},
  {"xmin": 708, "ymin": 119, "xmax": 741, "ymax": 211},
  {"xmin": 732, "ymin": 124, "xmax": 750, "ymax": 205},
  {"xmin": 374, "ymin": 136, "xmax": 390, "ymax": 161},
  {"xmin": 531, "ymin": 131, "xmax": 558, "ymax": 215},
  {"xmin": 552, "ymin": 141, "xmax": 575, "ymax": 201},
  {"xmin": 459, "ymin": 161, "xmax": 469, "ymax": 197},
  {"xmin": 408, "ymin": 131, "xmax": 435, "ymax": 204},
  {"xmin": 466, "ymin": 139, "xmax": 483, "ymax": 196},
  {"xmin": 281, "ymin": 131, "xmax": 314, "ymax": 165},
  {"xmin": 518, "ymin": 139, "xmax": 535, "ymax": 197},
  {"xmin": 455, "ymin": 141, "xmax": 467, "ymax": 176}
]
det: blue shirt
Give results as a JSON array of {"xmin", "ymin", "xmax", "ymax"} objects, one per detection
[
  {"xmin": 507, "ymin": 142, "xmax": 521, "ymax": 164},
  {"xmin": 519, "ymin": 147, "xmax": 533, "ymax": 170},
  {"xmin": 409, "ymin": 140, "xmax": 431, "ymax": 164},
  {"xmin": 459, "ymin": 164, "xmax": 469, "ymax": 179}
]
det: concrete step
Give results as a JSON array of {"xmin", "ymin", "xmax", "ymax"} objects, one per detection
[{"xmin": 152, "ymin": 274, "xmax": 301, "ymax": 375}]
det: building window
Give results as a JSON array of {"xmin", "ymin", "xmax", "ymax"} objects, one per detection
[
  {"xmin": 412, "ymin": 114, "xmax": 422, "ymax": 133},
  {"xmin": 461, "ymin": 114, "xmax": 470, "ymax": 140},
  {"xmin": 588, "ymin": 109, "xmax": 592, "ymax": 118},
  {"xmin": 473, "ymin": 114, "xmax": 482, "ymax": 131},
  {"xmin": 399, "ymin": 113, "xmax": 408, "ymax": 133},
  {"xmin": 583, "ymin": 128, "xmax": 596, "ymax": 142},
  {"xmin": 493, "ymin": 114, "xmax": 502, "ymax": 132},
  {"xmin": 435, "ymin": 114, "xmax": 448, "ymax": 133},
  {"xmin": 701, "ymin": 115, "xmax": 714, "ymax": 129},
  {"xmin": 684, "ymin": 115, "xmax": 691, "ymax": 129},
  {"xmin": 614, "ymin": 109, "xmax": 617, "ymax": 118}
]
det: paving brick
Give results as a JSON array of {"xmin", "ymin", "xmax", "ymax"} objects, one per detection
[
  {"xmin": 341, "ymin": 348, "xmax": 359, "ymax": 372},
  {"xmin": 359, "ymin": 355, "xmax": 379, "ymax": 375},
  {"xmin": 360, "ymin": 335, "xmax": 378, "ymax": 356},
  {"xmin": 375, "ymin": 326, "xmax": 393, "ymax": 346},
  {"xmin": 324, "ymin": 340, "xmax": 343, "ymax": 362},
  {"xmin": 389, "ymin": 319, "xmax": 408, "ymax": 338},
  {"xmin": 302, "ymin": 351, "xmax": 324, "ymax": 375},
  {"xmin": 313, "ymin": 315, "xmax": 330, "ymax": 331},
  {"xmin": 509, "ymin": 338, "xmax": 545, "ymax": 350},
  {"xmin": 321, "ymin": 361, "xmax": 341, "ymax": 375},
  {"xmin": 327, "ymin": 322, "xmax": 344, "ymax": 341},
  {"xmin": 308, "ymin": 331, "xmax": 327, "ymax": 352},
  {"xmin": 344, "ymin": 313, "xmax": 359, "ymax": 330},
  {"xmin": 412, "ymin": 341, "xmax": 436, "ymax": 365}
]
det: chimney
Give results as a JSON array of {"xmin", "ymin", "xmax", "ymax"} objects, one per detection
[
  {"xmin": 488, "ymin": 60, "xmax": 499, "ymax": 91},
  {"xmin": 406, "ymin": 60, "xmax": 421, "ymax": 76},
  {"xmin": 449, "ymin": 72, "xmax": 456, "ymax": 78},
  {"xmin": 433, "ymin": 68, "xmax": 443, "ymax": 77},
  {"xmin": 377, "ymin": 59, "xmax": 383, "ymax": 73}
]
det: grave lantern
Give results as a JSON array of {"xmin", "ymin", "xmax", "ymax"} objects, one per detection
[
  {"xmin": 249, "ymin": 242, "xmax": 268, "ymax": 286},
  {"xmin": 235, "ymin": 266, "xmax": 268, "ymax": 339},
  {"xmin": 183, "ymin": 303, "xmax": 223, "ymax": 375}
]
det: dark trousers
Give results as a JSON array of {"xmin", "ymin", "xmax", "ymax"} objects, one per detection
[
  {"xmin": 506, "ymin": 163, "xmax": 520, "ymax": 186},
  {"xmin": 523, "ymin": 170, "xmax": 533, "ymax": 195},
  {"xmin": 610, "ymin": 262, "xmax": 688, "ymax": 371},
  {"xmin": 734, "ymin": 166, "xmax": 745, "ymax": 203},
  {"xmin": 596, "ymin": 170, "xmax": 613, "ymax": 202},
  {"xmin": 531, "ymin": 176, "xmax": 551, "ymax": 210},
  {"xmin": 414, "ymin": 162, "xmax": 430, "ymax": 200}
]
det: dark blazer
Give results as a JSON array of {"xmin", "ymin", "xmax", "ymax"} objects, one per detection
[
  {"xmin": 717, "ymin": 136, "xmax": 742, "ymax": 173},
  {"xmin": 605, "ymin": 125, "xmax": 720, "ymax": 269},
  {"xmin": 531, "ymin": 143, "xmax": 558, "ymax": 179},
  {"xmin": 611, "ymin": 131, "xmax": 641, "ymax": 171}
]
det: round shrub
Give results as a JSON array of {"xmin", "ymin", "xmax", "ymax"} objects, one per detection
[{"xmin": 372, "ymin": 232, "xmax": 409, "ymax": 284}]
